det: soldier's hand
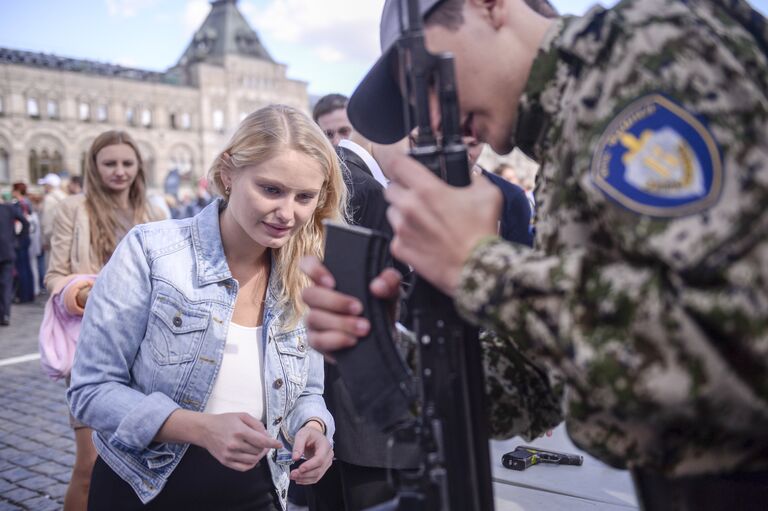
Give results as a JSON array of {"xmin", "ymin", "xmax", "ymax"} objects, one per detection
[
  {"xmin": 384, "ymin": 153, "xmax": 502, "ymax": 296},
  {"xmin": 300, "ymin": 256, "xmax": 401, "ymax": 355}
]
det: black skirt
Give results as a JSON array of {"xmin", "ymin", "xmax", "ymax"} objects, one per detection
[{"xmin": 88, "ymin": 445, "xmax": 281, "ymax": 511}]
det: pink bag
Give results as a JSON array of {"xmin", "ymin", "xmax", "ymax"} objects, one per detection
[{"xmin": 38, "ymin": 275, "xmax": 97, "ymax": 380}]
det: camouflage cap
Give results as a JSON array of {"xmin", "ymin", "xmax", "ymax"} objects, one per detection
[{"xmin": 348, "ymin": 0, "xmax": 444, "ymax": 144}]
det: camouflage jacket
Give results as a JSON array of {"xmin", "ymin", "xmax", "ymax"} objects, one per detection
[{"xmin": 456, "ymin": 0, "xmax": 768, "ymax": 476}]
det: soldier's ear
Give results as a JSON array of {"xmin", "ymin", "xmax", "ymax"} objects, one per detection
[{"xmin": 468, "ymin": 0, "xmax": 507, "ymax": 30}]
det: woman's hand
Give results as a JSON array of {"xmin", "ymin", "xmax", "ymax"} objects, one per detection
[
  {"xmin": 290, "ymin": 423, "xmax": 333, "ymax": 485},
  {"xmin": 200, "ymin": 413, "xmax": 282, "ymax": 472},
  {"xmin": 75, "ymin": 284, "xmax": 92, "ymax": 309}
]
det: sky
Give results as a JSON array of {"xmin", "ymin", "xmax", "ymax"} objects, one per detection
[{"xmin": 1, "ymin": 0, "xmax": 767, "ymax": 97}]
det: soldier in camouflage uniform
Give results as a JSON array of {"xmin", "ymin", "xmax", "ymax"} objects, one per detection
[{"xmin": 302, "ymin": 0, "xmax": 768, "ymax": 508}]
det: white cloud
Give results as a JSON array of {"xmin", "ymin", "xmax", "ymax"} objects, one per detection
[
  {"xmin": 105, "ymin": 0, "xmax": 158, "ymax": 17},
  {"xmin": 313, "ymin": 45, "xmax": 344, "ymax": 63},
  {"xmin": 184, "ymin": 0, "xmax": 210, "ymax": 34},
  {"xmin": 241, "ymin": 0, "xmax": 385, "ymax": 64}
]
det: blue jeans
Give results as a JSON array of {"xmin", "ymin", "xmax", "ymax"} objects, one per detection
[
  {"xmin": 14, "ymin": 246, "xmax": 34, "ymax": 303},
  {"xmin": 37, "ymin": 252, "xmax": 46, "ymax": 291}
]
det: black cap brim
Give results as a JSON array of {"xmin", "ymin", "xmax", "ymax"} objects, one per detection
[{"xmin": 348, "ymin": 47, "xmax": 414, "ymax": 145}]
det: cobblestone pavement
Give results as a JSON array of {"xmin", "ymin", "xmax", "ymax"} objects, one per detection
[
  {"xmin": 0, "ymin": 299, "xmax": 73, "ymax": 510},
  {"xmin": 0, "ymin": 300, "xmax": 311, "ymax": 511}
]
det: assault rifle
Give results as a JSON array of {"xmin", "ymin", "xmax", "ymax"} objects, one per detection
[
  {"xmin": 387, "ymin": 0, "xmax": 494, "ymax": 509},
  {"xmin": 324, "ymin": 0, "xmax": 494, "ymax": 509}
]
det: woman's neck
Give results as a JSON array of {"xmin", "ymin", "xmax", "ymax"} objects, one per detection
[{"xmin": 112, "ymin": 189, "xmax": 131, "ymax": 209}]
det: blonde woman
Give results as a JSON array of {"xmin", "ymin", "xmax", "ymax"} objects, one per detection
[
  {"xmin": 44, "ymin": 130, "xmax": 167, "ymax": 511},
  {"xmin": 68, "ymin": 105, "xmax": 346, "ymax": 510}
]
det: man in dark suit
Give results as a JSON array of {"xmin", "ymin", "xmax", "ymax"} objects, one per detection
[
  {"xmin": 464, "ymin": 136, "xmax": 533, "ymax": 247},
  {"xmin": 0, "ymin": 199, "xmax": 29, "ymax": 325},
  {"xmin": 304, "ymin": 144, "xmax": 418, "ymax": 511}
]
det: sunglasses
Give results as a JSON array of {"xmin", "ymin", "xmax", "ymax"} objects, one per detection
[{"xmin": 323, "ymin": 126, "xmax": 352, "ymax": 140}]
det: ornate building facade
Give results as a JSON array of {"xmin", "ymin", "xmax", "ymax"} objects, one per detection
[{"xmin": 0, "ymin": 0, "xmax": 309, "ymax": 189}]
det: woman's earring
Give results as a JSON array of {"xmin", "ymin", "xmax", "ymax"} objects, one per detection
[{"xmin": 225, "ymin": 185, "xmax": 231, "ymax": 196}]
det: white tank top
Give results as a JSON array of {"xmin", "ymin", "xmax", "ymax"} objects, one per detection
[{"xmin": 203, "ymin": 323, "xmax": 266, "ymax": 422}]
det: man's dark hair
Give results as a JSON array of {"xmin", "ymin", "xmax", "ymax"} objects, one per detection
[
  {"xmin": 426, "ymin": 0, "xmax": 558, "ymax": 30},
  {"xmin": 70, "ymin": 175, "xmax": 83, "ymax": 187},
  {"xmin": 12, "ymin": 182, "xmax": 27, "ymax": 195},
  {"xmin": 312, "ymin": 93, "xmax": 349, "ymax": 122}
]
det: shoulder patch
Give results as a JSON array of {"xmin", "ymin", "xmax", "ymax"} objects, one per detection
[{"xmin": 590, "ymin": 94, "xmax": 723, "ymax": 217}]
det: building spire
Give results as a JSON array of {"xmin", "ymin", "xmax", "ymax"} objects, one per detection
[{"xmin": 177, "ymin": 0, "xmax": 272, "ymax": 67}]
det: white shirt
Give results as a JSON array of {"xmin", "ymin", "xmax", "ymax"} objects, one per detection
[
  {"xmin": 203, "ymin": 323, "xmax": 266, "ymax": 422},
  {"xmin": 338, "ymin": 138, "xmax": 389, "ymax": 188}
]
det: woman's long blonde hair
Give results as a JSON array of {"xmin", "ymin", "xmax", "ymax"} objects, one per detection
[
  {"xmin": 209, "ymin": 104, "xmax": 349, "ymax": 327},
  {"xmin": 84, "ymin": 130, "xmax": 151, "ymax": 264}
]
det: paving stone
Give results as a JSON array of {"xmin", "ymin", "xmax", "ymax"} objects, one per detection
[
  {"xmin": 0, "ymin": 451, "xmax": 22, "ymax": 463},
  {"xmin": 19, "ymin": 496, "xmax": 60, "ymax": 510},
  {"xmin": 1, "ymin": 487, "xmax": 38, "ymax": 504},
  {"xmin": 41, "ymin": 424, "xmax": 70, "ymax": 437},
  {"xmin": 55, "ymin": 451, "xmax": 75, "ymax": 467},
  {"xmin": 9, "ymin": 439, "xmax": 46, "ymax": 453},
  {"xmin": 0, "ymin": 424, "xmax": 25, "ymax": 434},
  {"xmin": 44, "ymin": 437, "xmax": 73, "ymax": 450},
  {"xmin": 28, "ymin": 448, "xmax": 67, "ymax": 463},
  {"xmin": 4, "ymin": 453, "xmax": 45, "ymax": 468},
  {"xmin": 43, "ymin": 482, "xmax": 67, "ymax": 500},
  {"xmin": 28, "ymin": 462, "xmax": 67, "ymax": 477},
  {"xmin": 50, "ymin": 471, "xmax": 71, "ymax": 484},
  {"xmin": 17, "ymin": 475, "xmax": 57, "ymax": 492},
  {"xmin": 25, "ymin": 432, "xmax": 57, "ymax": 446},
  {"xmin": 0, "ymin": 467, "xmax": 35, "ymax": 483},
  {"xmin": 0, "ymin": 411, "xmax": 17, "ymax": 422},
  {"xmin": 0, "ymin": 501, "xmax": 24, "ymax": 510}
]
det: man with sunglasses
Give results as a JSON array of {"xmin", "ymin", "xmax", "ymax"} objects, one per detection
[{"xmin": 302, "ymin": 0, "xmax": 768, "ymax": 509}]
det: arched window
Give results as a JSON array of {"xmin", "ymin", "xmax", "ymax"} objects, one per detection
[
  {"xmin": 0, "ymin": 148, "xmax": 9, "ymax": 183},
  {"xmin": 29, "ymin": 150, "xmax": 39, "ymax": 181},
  {"xmin": 79, "ymin": 102, "xmax": 91, "ymax": 121},
  {"xmin": 39, "ymin": 150, "xmax": 51, "ymax": 178},
  {"xmin": 212, "ymin": 109, "xmax": 224, "ymax": 132},
  {"xmin": 52, "ymin": 150, "xmax": 63, "ymax": 173},
  {"xmin": 29, "ymin": 148, "xmax": 64, "ymax": 183},
  {"xmin": 169, "ymin": 145, "xmax": 195, "ymax": 178},
  {"xmin": 47, "ymin": 99, "xmax": 59, "ymax": 119},
  {"xmin": 27, "ymin": 98, "xmax": 40, "ymax": 118},
  {"xmin": 141, "ymin": 108, "xmax": 152, "ymax": 127},
  {"xmin": 96, "ymin": 104, "xmax": 108, "ymax": 122}
]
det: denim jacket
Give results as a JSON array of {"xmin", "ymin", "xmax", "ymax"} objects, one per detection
[{"xmin": 68, "ymin": 199, "xmax": 334, "ymax": 508}]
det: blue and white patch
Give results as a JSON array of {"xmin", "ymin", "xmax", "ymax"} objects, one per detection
[{"xmin": 591, "ymin": 94, "xmax": 723, "ymax": 217}]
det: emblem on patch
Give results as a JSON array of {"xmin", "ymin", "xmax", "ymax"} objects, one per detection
[{"xmin": 591, "ymin": 94, "xmax": 723, "ymax": 217}]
